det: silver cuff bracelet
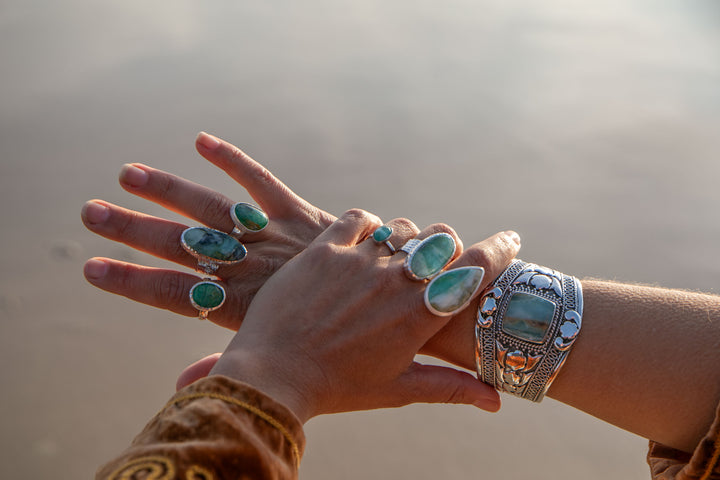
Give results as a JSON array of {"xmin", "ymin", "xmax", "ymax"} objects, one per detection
[{"xmin": 475, "ymin": 259, "xmax": 583, "ymax": 402}]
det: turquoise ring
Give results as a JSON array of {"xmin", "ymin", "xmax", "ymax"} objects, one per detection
[
  {"xmin": 424, "ymin": 266, "xmax": 485, "ymax": 316},
  {"xmin": 371, "ymin": 225, "xmax": 396, "ymax": 254},
  {"xmin": 400, "ymin": 233, "xmax": 457, "ymax": 281},
  {"xmin": 181, "ymin": 226, "xmax": 247, "ymax": 275},
  {"xmin": 189, "ymin": 281, "xmax": 226, "ymax": 320},
  {"xmin": 230, "ymin": 202, "xmax": 269, "ymax": 237}
]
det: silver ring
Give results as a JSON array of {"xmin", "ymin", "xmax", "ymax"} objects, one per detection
[
  {"xmin": 400, "ymin": 233, "xmax": 456, "ymax": 281},
  {"xmin": 475, "ymin": 259, "xmax": 583, "ymax": 402},
  {"xmin": 371, "ymin": 225, "xmax": 396, "ymax": 254},
  {"xmin": 189, "ymin": 280, "xmax": 226, "ymax": 320},
  {"xmin": 424, "ymin": 266, "xmax": 485, "ymax": 316},
  {"xmin": 230, "ymin": 202, "xmax": 269, "ymax": 238},
  {"xmin": 181, "ymin": 226, "xmax": 247, "ymax": 275}
]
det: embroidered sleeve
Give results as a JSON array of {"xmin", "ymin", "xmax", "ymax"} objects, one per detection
[{"xmin": 96, "ymin": 375, "xmax": 306, "ymax": 480}]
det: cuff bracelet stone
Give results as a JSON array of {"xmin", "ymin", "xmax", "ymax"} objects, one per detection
[{"xmin": 475, "ymin": 259, "xmax": 583, "ymax": 402}]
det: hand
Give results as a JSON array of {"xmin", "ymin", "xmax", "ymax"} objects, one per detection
[
  {"xmin": 82, "ymin": 132, "xmax": 336, "ymax": 330},
  {"xmin": 204, "ymin": 210, "xmax": 520, "ymax": 422}
]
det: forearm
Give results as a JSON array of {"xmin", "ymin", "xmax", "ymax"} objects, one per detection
[{"xmin": 425, "ymin": 279, "xmax": 720, "ymax": 453}]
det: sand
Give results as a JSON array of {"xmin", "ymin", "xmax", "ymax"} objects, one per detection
[{"xmin": 1, "ymin": 0, "xmax": 719, "ymax": 478}]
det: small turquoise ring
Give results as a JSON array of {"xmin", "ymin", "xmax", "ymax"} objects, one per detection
[
  {"xmin": 371, "ymin": 225, "xmax": 396, "ymax": 254},
  {"xmin": 230, "ymin": 202, "xmax": 269, "ymax": 237},
  {"xmin": 399, "ymin": 232, "xmax": 457, "ymax": 281},
  {"xmin": 189, "ymin": 280, "xmax": 226, "ymax": 320}
]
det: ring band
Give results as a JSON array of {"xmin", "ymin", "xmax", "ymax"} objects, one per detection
[
  {"xmin": 475, "ymin": 259, "xmax": 583, "ymax": 402},
  {"xmin": 189, "ymin": 281, "xmax": 226, "ymax": 320},
  {"xmin": 181, "ymin": 226, "xmax": 247, "ymax": 275},
  {"xmin": 371, "ymin": 225, "xmax": 396, "ymax": 254},
  {"xmin": 230, "ymin": 202, "xmax": 269, "ymax": 237},
  {"xmin": 400, "ymin": 233, "xmax": 456, "ymax": 281}
]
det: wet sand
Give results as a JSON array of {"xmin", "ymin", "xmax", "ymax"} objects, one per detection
[{"xmin": 1, "ymin": 1, "xmax": 719, "ymax": 478}]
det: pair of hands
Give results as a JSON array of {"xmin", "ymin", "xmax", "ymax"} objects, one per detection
[{"xmin": 82, "ymin": 133, "xmax": 521, "ymax": 423}]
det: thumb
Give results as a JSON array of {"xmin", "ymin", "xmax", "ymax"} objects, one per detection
[
  {"xmin": 176, "ymin": 353, "xmax": 222, "ymax": 391},
  {"xmin": 392, "ymin": 362, "xmax": 501, "ymax": 412}
]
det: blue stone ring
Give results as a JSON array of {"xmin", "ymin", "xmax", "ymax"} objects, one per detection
[
  {"xmin": 371, "ymin": 225, "xmax": 396, "ymax": 254},
  {"xmin": 399, "ymin": 233, "xmax": 457, "ymax": 281}
]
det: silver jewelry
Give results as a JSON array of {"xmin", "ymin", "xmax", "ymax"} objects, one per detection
[
  {"xmin": 230, "ymin": 202, "xmax": 269, "ymax": 237},
  {"xmin": 424, "ymin": 266, "xmax": 485, "ymax": 316},
  {"xmin": 371, "ymin": 225, "xmax": 396, "ymax": 254},
  {"xmin": 399, "ymin": 233, "xmax": 456, "ymax": 281},
  {"xmin": 475, "ymin": 259, "xmax": 583, "ymax": 402},
  {"xmin": 189, "ymin": 280, "xmax": 226, "ymax": 320},
  {"xmin": 181, "ymin": 226, "xmax": 245, "ymax": 319},
  {"xmin": 181, "ymin": 226, "xmax": 247, "ymax": 275}
]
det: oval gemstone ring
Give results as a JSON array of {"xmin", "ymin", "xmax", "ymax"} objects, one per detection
[
  {"xmin": 371, "ymin": 225, "xmax": 396, "ymax": 254},
  {"xmin": 189, "ymin": 281, "xmax": 226, "ymax": 320},
  {"xmin": 181, "ymin": 226, "xmax": 248, "ymax": 275},
  {"xmin": 400, "ymin": 232, "xmax": 457, "ymax": 281},
  {"xmin": 230, "ymin": 202, "xmax": 269, "ymax": 237}
]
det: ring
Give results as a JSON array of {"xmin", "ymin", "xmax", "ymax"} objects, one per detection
[
  {"xmin": 371, "ymin": 225, "xmax": 396, "ymax": 254},
  {"xmin": 399, "ymin": 232, "xmax": 456, "ymax": 281},
  {"xmin": 181, "ymin": 226, "xmax": 247, "ymax": 275},
  {"xmin": 189, "ymin": 281, "xmax": 226, "ymax": 320},
  {"xmin": 230, "ymin": 202, "xmax": 269, "ymax": 237},
  {"xmin": 475, "ymin": 259, "xmax": 583, "ymax": 402},
  {"xmin": 424, "ymin": 266, "xmax": 485, "ymax": 316}
]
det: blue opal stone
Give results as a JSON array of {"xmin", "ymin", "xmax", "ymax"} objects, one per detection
[
  {"xmin": 502, "ymin": 292, "xmax": 555, "ymax": 343},
  {"xmin": 408, "ymin": 233, "xmax": 456, "ymax": 280},
  {"xmin": 425, "ymin": 267, "xmax": 485, "ymax": 315},
  {"xmin": 182, "ymin": 227, "xmax": 247, "ymax": 263},
  {"xmin": 372, "ymin": 225, "xmax": 393, "ymax": 243}
]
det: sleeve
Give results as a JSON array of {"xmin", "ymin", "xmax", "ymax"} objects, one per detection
[
  {"xmin": 95, "ymin": 375, "xmax": 306, "ymax": 480},
  {"xmin": 648, "ymin": 400, "xmax": 720, "ymax": 480}
]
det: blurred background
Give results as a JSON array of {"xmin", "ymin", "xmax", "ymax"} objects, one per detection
[{"xmin": 1, "ymin": 0, "xmax": 719, "ymax": 478}]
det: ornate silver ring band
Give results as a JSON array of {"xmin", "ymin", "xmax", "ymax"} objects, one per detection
[{"xmin": 475, "ymin": 259, "xmax": 583, "ymax": 402}]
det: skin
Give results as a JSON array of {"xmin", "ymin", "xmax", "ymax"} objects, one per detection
[{"xmin": 83, "ymin": 133, "xmax": 720, "ymax": 452}]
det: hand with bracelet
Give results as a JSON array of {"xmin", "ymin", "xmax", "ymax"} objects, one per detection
[{"xmin": 87, "ymin": 133, "xmax": 720, "ymax": 479}]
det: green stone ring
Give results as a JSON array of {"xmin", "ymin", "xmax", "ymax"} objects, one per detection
[
  {"xmin": 230, "ymin": 202, "xmax": 269, "ymax": 237},
  {"xmin": 181, "ymin": 226, "xmax": 247, "ymax": 275},
  {"xmin": 424, "ymin": 266, "xmax": 485, "ymax": 316},
  {"xmin": 400, "ymin": 233, "xmax": 457, "ymax": 281},
  {"xmin": 371, "ymin": 225, "xmax": 396, "ymax": 254},
  {"xmin": 189, "ymin": 281, "xmax": 226, "ymax": 320}
]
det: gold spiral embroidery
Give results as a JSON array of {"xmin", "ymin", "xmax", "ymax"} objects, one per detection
[
  {"xmin": 107, "ymin": 455, "xmax": 175, "ymax": 480},
  {"xmin": 186, "ymin": 465, "xmax": 214, "ymax": 480}
]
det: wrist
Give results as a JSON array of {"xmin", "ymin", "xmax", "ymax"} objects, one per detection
[{"xmin": 209, "ymin": 348, "xmax": 315, "ymax": 423}]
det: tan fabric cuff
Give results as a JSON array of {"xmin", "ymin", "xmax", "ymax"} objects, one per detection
[{"xmin": 648, "ymin": 400, "xmax": 720, "ymax": 480}]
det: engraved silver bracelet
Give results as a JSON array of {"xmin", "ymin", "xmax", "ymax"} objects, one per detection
[{"xmin": 475, "ymin": 259, "xmax": 583, "ymax": 402}]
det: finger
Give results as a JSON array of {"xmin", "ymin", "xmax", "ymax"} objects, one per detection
[
  {"xmin": 357, "ymin": 217, "xmax": 420, "ymax": 256},
  {"xmin": 446, "ymin": 230, "xmax": 521, "ymax": 285},
  {"xmin": 83, "ymin": 258, "xmax": 247, "ymax": 329},
  {"xmin": 81, "ymin": 200, "xmax": 196, "ymax": 270},
  {"xmin": 312, "ymin": 209, "xmax": 383, "ymax": 247},
  {"xmin": 391, "ymin": 362, "xmax": 501, "ymax": 411},
  {"xmin": 176, "ymin": 353, "xmax": 222, "ymax": 391},
  {"xmin": 118, "ymin": 163, "xmax": 237, "ymax": 233},
  {"xmin": 195, "ymin": 132, "xmax": 312, "ymax": 219}
]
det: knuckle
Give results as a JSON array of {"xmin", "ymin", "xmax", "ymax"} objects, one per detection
[
  {"xmin": 154, "ymin": 272, "xmax": 188, "ymax": 306},
  {"xmin": 343, "ymin": 208, "xmax": 371, "ymax": 221},
  {"xmin": 464, "ymin": 246, "xmax": 494, "ymax": 268},
  {"xmin": 389, "ymin": 217, "xmax": 419, "ymax": 235},
  {"xmin": 426, "ymin": 223, "xmax": 457, "ymax": 238},
  {"xmin": 200, "ymin": 193, "xmax": 230, "ymax": 221},
  {"xmin": 155, "ymin": 172, "xmax": 177, "ymax": 200}
]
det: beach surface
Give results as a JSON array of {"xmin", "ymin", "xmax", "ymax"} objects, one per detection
[{"xmin": 1, "ymin": 1, "xmax": 719, "ymax": 478}]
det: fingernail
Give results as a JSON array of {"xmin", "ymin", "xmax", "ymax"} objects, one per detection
[
  {"xmin": 473, "ymin": 396, "xmax": 501, "ymax": 412},
  {"xmin": 82, "ymin": 201, "xmax": 110, "ymax": 225},
  {"xmin": 505, "ymin": 231, "xmax": 521, "ymax": 246},
  {"xmin": 120, "ymin": 164, "xmax": 148, "ymax": 188},
  {"xmin": 84, "ymin": 258, "xmax": 108, "ymax": 280},
  {"xmin": 197, "ymin": 131, "xmax": 221, "ymax": 150}
]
